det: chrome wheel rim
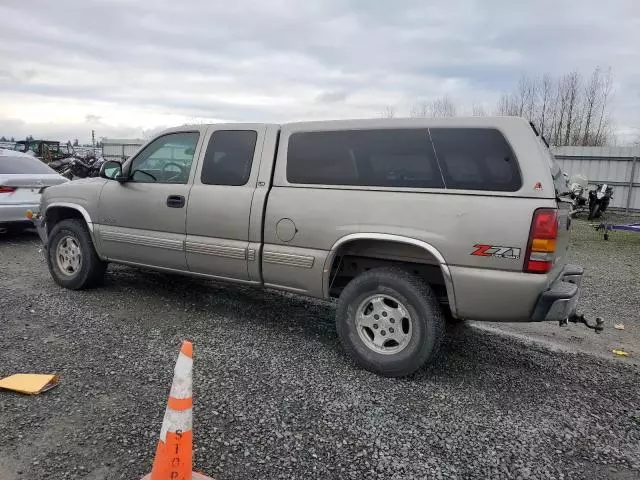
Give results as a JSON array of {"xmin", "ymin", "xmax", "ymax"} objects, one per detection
[
  {"xmin": 356, "ymin": 294, "xmax": 413, "ymax": 355},
  {"xmin": 56, "ymin": 235, "xmax": 82, "ymax": 276}
]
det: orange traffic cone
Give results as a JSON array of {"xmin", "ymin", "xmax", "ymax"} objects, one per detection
[{"xmin": 141, "ymin": 341, "xmax": 214, "ymax": 480}]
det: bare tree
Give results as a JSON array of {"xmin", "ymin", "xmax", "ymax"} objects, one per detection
[
  {"xmin": 410, "ymin": 101, "xmax": 429, "ymax": 117},
  {"xmin": 496, "ymin": 92, "xmax": 519, "ymax": 116},
  {"xmin": 411, "ymin": 96, "xmax": 457, "ymax": 118},
  {"xmin": 471, "ymin": 103, "xmax": 487, "ymax": 117},
  {"xmin": 581, "ymin": 68, "xmax": 600, "ymax": 145},
  {"xmin": 381, "ymin": 106, "xmax": 396, "ymax": 118},
  {"xmin": 516, "ymin": 75, "xmax": 537, "ymax": 118},
  {"xmin": 594, "ymin": 68, "xmax": 613, "ymax": 146},
  {"xmin": 497, "ymin": 67, "xmax": 615, "ymax": 146},
  {"xmin": 431, "ymin": 96, "xmax": 456, "ymax": 117},
  {"xmin": 562, "ymin": 72, "xmax": 580, "ymax": 145},
  {"xmin": 538, "ymin": 73, "xmax": 554, "ymax": 138}
]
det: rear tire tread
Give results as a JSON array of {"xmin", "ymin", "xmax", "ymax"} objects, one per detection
[{"xmin": 336, "ymin": 267, "xmax": 445, "ymax": 377}]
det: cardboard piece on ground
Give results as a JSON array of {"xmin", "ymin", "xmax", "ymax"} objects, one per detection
[{"xmin": 0, "ymin": 374, "xmax": 59, "ymax": 394}]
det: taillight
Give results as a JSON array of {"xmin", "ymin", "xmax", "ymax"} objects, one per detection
[
  {"xmin": 0, "ymin": 186, "xmax": 17, "ymax": 194},
  {"xmin": 524, "ymin": 208, "xmax": 558, "ymax": 273}
]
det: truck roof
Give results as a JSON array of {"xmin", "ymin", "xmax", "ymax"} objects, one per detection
[
  {"xmin": 282, "ymin": 116, "xmax": 530, "ymax": 131},
  {"xmin": 179, "ymin": 116, "xmax": 530, "ymax": 131}
]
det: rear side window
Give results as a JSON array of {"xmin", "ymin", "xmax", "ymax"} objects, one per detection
[
  {"xmin": 0, "ymin": 155, "xmax": 56, "ymax": 174},
  {"xmin": 201, "ymin": 130, "xmax": 257, "ymax": 186},
  {"xmin": 429, "ymin": 128, "xmax": 521, "ymax": 191},
  {"xmin": 287, "ymin": 129, "xmax": 444, "ymax": 188}
]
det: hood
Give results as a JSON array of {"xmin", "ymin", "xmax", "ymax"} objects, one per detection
[
  {"xmin": 43, "ymin": 176, "xmax": 107, "ymax": 201},
  {"xmin": 63, "ymin": 177, "xmax": 105, "ymax": 186}
]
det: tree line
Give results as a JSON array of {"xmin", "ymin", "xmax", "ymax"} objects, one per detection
[{"xmin": 384, "ymin": 67, "xmax": 615, "ymax": 146}]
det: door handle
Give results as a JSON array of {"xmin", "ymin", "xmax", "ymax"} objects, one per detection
[{"xmin": 166, "ymin": 195, "xmax": 185, "ymax": 208}]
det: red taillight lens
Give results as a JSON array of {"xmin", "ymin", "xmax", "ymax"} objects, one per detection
[
  {"xmin": 524, "ymin": 208, "xmax": 558, "ymax": 274},
  {"xmin": 0, "ymin": 186, "xmax": 17, "ymax": 194},
  {"xmin": 531, "ymin": 209, "xmax": 558, "ymax": 239}
]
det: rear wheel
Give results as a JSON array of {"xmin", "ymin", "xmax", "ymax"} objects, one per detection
[
  {"xmin": 47, "ymin": 219, "xmax": 107, "ymax": 289},
  {"xmin": 336, "ymin": 267, "xmax": 445, "ymax": 377}
]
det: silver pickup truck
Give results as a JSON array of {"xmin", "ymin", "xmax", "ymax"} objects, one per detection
[{"xmin": 33, "ymin": 117, "xmax": 596, "ymax": 376}]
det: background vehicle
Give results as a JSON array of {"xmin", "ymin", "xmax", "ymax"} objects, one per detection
[
  {"xmin": 13, "ymin": 140, "xmax": 73, "ymax": 163},
  {"xmin": 0, "ymin": 149, "xmax": 68, "ymax": 233},
  {"xmin": 588, "ymin": 183, "xmax": 614, "ymax": 220},
  {"xmin": 567, "ymin": 173, "xmax": 589, "ymax": 217},
  {"xmin": 33, "ymin": 117, "xmax": 585, "ymax": 376},
  {"xmin": 59, "ymin": 156, "xmax": 107, "ymax": 180}
]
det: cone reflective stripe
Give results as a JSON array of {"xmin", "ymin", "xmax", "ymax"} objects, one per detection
[{"xmin": 141, "ymin": 341, "xmax": 213, "ymax": 480}]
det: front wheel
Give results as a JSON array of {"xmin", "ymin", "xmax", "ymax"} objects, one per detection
[
  {"xmin": 47, "ymin": 219, "xmax": 107, "ymax": 289},
  {"xmin": 336, "ymin": 267, "xmax": 445, "ymax": 377}
]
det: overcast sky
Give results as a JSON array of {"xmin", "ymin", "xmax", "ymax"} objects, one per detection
[{"xmin": 0, "ymin": 0, "xmax": 638, "ymax": 143}]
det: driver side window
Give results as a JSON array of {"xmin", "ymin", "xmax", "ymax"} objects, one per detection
[{"xmin": 128, "ymin": 132, "xmax": 199, "ymax": 184}]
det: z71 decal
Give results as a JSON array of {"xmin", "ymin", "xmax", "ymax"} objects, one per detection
[{"xmin": 471, "ymin": 244, "xmax": 521, "ymax": 260}]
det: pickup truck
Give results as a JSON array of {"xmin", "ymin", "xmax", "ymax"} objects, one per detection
[{"xmin": 33, "ymin": 117, "xmax": 594, "ymax": 376}]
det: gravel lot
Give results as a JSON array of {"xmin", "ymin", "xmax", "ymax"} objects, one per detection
[
  {"xmin": 492, "ymin": 213, "xmax": 640, "ymax": 364},
  {"xmin": 1, "ymin": 220, "xmax": 639, "ymax": 480}
]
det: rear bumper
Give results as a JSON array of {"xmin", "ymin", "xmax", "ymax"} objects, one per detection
[
  {"xmin": 0, "ymin": 203, "xmax": 39, "ymax": 224},
  {"xmin": 531, "ymin": 264, "xmax": 583, "ymax": 322}
]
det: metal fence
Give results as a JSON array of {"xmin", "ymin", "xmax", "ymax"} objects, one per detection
[{"xmin": 552, "ymin": 146, "xmax": 640, "ymax": 213}]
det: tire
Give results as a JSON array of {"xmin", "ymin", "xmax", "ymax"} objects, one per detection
[
  {"xmin": 336, "ymin": 267, "xmax": 445, "ymax": 377},
  {"xmin": 588, "ymin": 203, "xmax": 601, "ymax": 220},
  {"xmin": 47, "ymin": 219, "xmax": 107, "ymax": 289}
]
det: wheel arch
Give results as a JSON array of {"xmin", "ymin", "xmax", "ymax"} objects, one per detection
[
  {"xmin": 44, "ymin": 203, "xmax": 93, "ymax": 233},
  {"xmin": 322, "ymin": 233, "xmax": 458, "ymax": 317}
]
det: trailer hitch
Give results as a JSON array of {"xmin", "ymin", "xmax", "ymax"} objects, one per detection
[{"xmin": 560, "ymin": 313, "xmax": 604, "ymax": 333}]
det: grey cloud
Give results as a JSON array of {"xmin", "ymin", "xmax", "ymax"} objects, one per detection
[
  {"xmin": 0, "ymin": 0, "xmax": 638, "ymax": 142},
  {"xmin": 315, "ymin": 91, "xmax": 349, "ymax": 103}
]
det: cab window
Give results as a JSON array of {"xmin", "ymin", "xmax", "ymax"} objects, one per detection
[
  {"xmin": 200, "ymin": 130, "xmax": 257, "ymax": 186},
  {"xmin": 128, "ymin": 132, "xmax": 199, "ymax": 184}
]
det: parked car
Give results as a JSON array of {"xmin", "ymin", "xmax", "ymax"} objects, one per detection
[
  {"xmin": 32, "ymin": 117, "xmax": 588, "ymax": 376},
  {"xmin": 0, "ymin": 149, "xmax": 68, "ymax": 232}
]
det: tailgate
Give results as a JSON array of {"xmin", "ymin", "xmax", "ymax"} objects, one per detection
[
  {"xmin": 532, "ymin": 134, "xmax": 572, "ymax": 279},
  {"xmin": 554, "ymin": 197, "xmax": 572, "ymax": 269}
]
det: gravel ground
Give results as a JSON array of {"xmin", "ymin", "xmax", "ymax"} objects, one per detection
[
  {"xmin": 492, "ymin": 213, "xmax": 640, "ymax": 365},
  {"xmin": 1, "ymin": 227, "xmax": 639, "ymax": 480}
]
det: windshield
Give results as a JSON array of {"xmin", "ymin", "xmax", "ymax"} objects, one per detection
[{"xmin": 0, "ymin": 155, "xmax": 58, "ymax": 174}]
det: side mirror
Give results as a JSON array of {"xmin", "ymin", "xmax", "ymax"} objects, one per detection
[{"xmin": 100, "ymin": 160, "xmax": 124, "ymax": 181}]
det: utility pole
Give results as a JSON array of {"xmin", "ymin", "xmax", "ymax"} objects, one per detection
[{"xmin": 91, "ymin": 130, "xmax": 95, "ymax": 148}]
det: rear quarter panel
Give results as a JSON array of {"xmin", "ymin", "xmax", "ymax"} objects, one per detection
[{"xmin": 263, "ymin": 117, "xmax": 561, "ymax": 321}]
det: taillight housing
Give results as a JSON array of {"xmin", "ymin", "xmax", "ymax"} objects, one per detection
[
  {"xmin": 524, "ymin": 208, "xmax": 558, "ymax": 273},
  {"xmin": 0, "ymin": 186, "xmax": 17, "ymax": 194}
]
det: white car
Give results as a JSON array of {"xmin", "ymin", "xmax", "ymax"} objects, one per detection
[{"xmin": 0, "ymin": 149, "xmax": 68, "ymax": 232}]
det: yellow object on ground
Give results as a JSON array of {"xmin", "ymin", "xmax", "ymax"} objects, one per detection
[
  {"xmin": 614, "ymin": 324, "xmax": 625, "ymax": 330},
  {"xmin": 612, "ymin": 349, "xmax": 629, "ymax": 357},
  {"xmin": 0, "ymin": 374, "xmax": 58, "ymax": 394}
]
